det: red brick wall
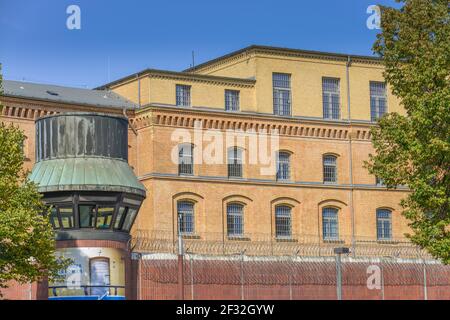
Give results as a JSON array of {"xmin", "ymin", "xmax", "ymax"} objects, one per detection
[
  {"xmin": 137, "ymin": 258, "xmax": 450, "ymax": 300},
  {"xmin": 3, "ymin": 255, "xmax": 450, "ymax": 300}
]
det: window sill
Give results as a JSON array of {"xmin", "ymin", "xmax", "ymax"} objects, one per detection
[
  {"xmin": 181, "ymin": 234, "xmax": 201, "ymax": 240},
  {"xmin": 275, "ymin": 238, "xmax": 298, "ymax": 243},
  {"xmin": 323, "ymin": 239, "xmax": 345, "ymax": 244},
  {"xmin": 376, "ymin": 239, "xmax": 398, "ymax": 244},
  {"xmin": 227, "ymin": 236, "xmax": 251, "ymax": 241}
]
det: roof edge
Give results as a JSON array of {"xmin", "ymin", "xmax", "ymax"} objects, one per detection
[
  {"xmin": 95, "ymin": 68, "xmax": 256, "ymax": 90},
  {"xmin": 184, "ymin": 45, "xmax": 383, "ymax": 73}
]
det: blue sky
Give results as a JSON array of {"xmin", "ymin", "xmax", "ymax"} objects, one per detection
[{"xmin": 0, "ymin": 0, "xmax": 398, "ymax": 88}]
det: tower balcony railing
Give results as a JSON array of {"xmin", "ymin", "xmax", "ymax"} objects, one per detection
[{"xmin": 48, "ymin": 285, "xmax": 126, "ymax": 299}]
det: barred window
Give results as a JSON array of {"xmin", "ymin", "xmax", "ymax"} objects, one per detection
[
  {"xmin": 322, "ymin": 207, "xmax": 339, "ymax": 240},
  {"xmin": 176, "ymin": 84, "xmax": 191, "ymax": 107},
  {"xmin": 275, "ymin": 205, "xmax": 292, "ymax": 238},
  {"xmin": 177, "ymin": 201, "xmax": 194, "ymax": 234},
  {"xmin": 376, "ymin": 209, "xmax": 392, "ymax": 240},
  {"xmin": 276, "ymin": 152, "xmax": 290, "ymax": 181},
  {"xmin": 322, "ymin": 78, "xmax": 340, "ymax": 119},
  {"xmin": 273, "ymin": 73, "xmax": 291, "ymax": 116},
  {"xmin": 227, "ymin": 147, "xmax": 243, "ymax": 178},
  {"xmin": 323, "ymin": 155, "xmax": 337, "ymax": 183},
  {"xmin": 370, "ymin": 82, "xmax": 387, "ymax": 121},
  {"xmin": 376, "ymin": 176, "xmax": 385, "ymax": 186},
  {"xmin": 178, "ymin": 144, "xmax": 193, "ymax": 175},
  {"xmin": 227, "ymin": 203, "xmax": 244, "ymax": 237},
  {"xmin": 225, "ymin": 90, "xmax": 240, "ymax": 111}
]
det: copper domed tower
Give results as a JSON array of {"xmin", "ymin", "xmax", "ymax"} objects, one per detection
[{"xmin": 30, "ymin": 112, "xmax": 146, "ymax": 300}]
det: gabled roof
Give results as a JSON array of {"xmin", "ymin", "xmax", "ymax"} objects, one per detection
[
  {"xmin": 1, "ymin": 80, "xmax": 138, "ymax": 109},
  {"xmin": 184, "ymin": 45, "xmax": 383, "ymax": 73}
]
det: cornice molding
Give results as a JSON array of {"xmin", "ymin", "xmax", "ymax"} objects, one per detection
[
  {"xmin": 97, "ymin": 69, "xmax": 256, "ymax": 90},
  {"xmin": 132, "ymin": 104, "xmax": 376, "ymax": 141},
  {"xmin": 185, "ymin": 45, "xmax": 384, "ymax": 74}
]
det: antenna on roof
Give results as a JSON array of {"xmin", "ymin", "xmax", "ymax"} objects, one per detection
[
  {"xmin": 191, "ymin": 51, "xmax": 195, "ymax": 71},
  {"xmin": 107, "ymin": 56, "xmax": 111, "ymax": 83}
]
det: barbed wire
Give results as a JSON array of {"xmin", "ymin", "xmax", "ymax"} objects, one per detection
[{"xmin": 132, "ymin": 229, "xmax": 432, "ymax": 259}]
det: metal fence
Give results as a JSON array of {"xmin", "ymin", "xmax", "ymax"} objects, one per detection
[
  {"xmin": 131, "ymin": 230, "xmax": 449, "ymax": 300},
  {"xmin": 135, "ymin": 254, "xmax": 450, "ymax": 300}
]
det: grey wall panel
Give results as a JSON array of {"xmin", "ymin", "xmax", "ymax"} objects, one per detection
[{"xmin": 36, "ymin": 113, "xmax": 128, "ymax": 162}]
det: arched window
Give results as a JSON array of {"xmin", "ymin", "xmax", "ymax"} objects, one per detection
[
  {"xmin": 322, "ymin": 207, "xmax": 339, "ymax": 240},
  {"xmin": 227, "ymin": 203, "xmax": 244, "ymax": 237},
  {"xmin": 376, "ymin": 209, "xmax": 392, "ymax": 240},
  {"xmin": 178, "ymin": 144, "xmax": 193, "ymax": 175},
  {"xmin": 227, "ymin": 147, "xmax": 243, "ymax": 178},
  {"xmin": 177, "ymin": 201, "xmax": 194, "ymax": 234},
  {"xmin": 276, "ymin": 152, "xmax": 291, "ymax": 181},
  {"xmin": 323, "ymin": 155, "xmax": 337, "ymax": 183},
  {"xmin": 275, "ymin": 205, "xmax": 292, "ymax": 238}
]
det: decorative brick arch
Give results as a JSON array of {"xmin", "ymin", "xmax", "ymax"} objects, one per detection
[
  {"xmin": 270, "ymin": 197, "xmax": 301, "ymax": 238},
  {"xmin": 172, "ymin": 192, "xmax": 204, "ymax": 238}
]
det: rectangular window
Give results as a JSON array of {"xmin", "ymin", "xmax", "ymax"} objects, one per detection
[
  {"xmin": 177, "ymin": 202, "xmax": 194, "ymax": 234},
  {"xmin": 275, "ymin": 206, "xmax": 292, "ymax": 238},
  {"xmin": 178, "ymin": 144, "xmax": 193, "ymax": 175},
  {"xmin": 96, "ymin": 207, "xmax": 114, "ymax": 229},
  {"xmin": 376, "ymin": 177, "xmax": 385, "ymax": 186},
  {"xmin": 122, "ymin": 208, "xmax": 138, "ymax": 232},
  {"xmin": 323, "ymin": 208, "xmax": 339, "ymax": 240},
  {"xmin": 225, "ymin": 90, "xmax": 240, "ymax": 111},
  {"xmin": 227, "ymin": 203, "xmax": 244, "ymax": 237},
  {"xmin": 79, "ymin": 205, "xmax": 95, "ymax": 228},
  {"xmin": 323, "ymin": 155, "xmax": 337, "ymax": 183},
  {"xmin": 49, "ymin": 206, "xmax": 60, "ymax": 229},
  {"xmin": 59, "ymin": 207, "xmax": 74, "ymax": 229},
  {"xmin": 322, "ymin": 78, "xmax": 340, "ymax": 119},
  {"xmin": 273, "ymin": 73, "xmax": 291, "ymax": 116},
  {"xmin": 176, "ymin": 84, "xmax": 191, "ymax": 107},
  {"xmin": 370, "ymin": 82, "xmax": 387, "ymax": 121},
  {"xmin": 276, "ymin": 152, "xmax": 290, "ymax": 181},
  {"xmin": 228, "ymin": 147, "xmax": 243, "ymax": 178},
  {"xmin": 114, "ymin": 207, "xmax": 126, "ymax": 230},
  {"xmin": 377, "ymin": 209, "xmax": 392, "ymax": 240}
]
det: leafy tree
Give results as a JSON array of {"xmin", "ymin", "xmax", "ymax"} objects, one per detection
[
  {"xmin": 0, "ymin": 65, "xmax": 69, "ymax": 294},
  {"xmin": 367, "ymin": 0, "xmax": 450, "ymax": 263}
]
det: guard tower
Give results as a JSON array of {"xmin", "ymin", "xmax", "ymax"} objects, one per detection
[{"xmin": 29, "ymin": 112, "xmax": 146, "ymax": 300}]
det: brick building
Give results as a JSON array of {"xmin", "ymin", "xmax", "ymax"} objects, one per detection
[{"xmin": 1, "ymin": 45, "xmax": 448, "ymax": 300}]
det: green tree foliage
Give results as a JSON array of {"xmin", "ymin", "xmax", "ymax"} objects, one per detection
[
  {"xmin": 367, "ymin": 0, "xmax": 450, "ymax": 263},
  {"xmin": 0, "ymin": 66, "xmax": 69, "ymax": 293}
]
